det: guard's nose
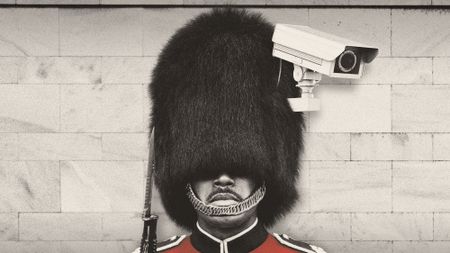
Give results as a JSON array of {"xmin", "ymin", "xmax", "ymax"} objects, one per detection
[{"xmin": 213, "ymin": 174, "xmax": 235, "ymax": 188}]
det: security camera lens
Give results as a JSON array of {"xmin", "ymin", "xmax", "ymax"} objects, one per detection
[{"xmin": 338, "ymin": 50, "xmax": 357, "ymax": 73}]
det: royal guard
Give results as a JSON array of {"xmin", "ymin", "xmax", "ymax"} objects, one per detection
[{"xmin": 134, "ymin": 8, "xmax": 327, "ymax": 253}]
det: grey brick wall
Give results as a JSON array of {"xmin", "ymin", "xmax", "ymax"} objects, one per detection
[
  {"xmin": 0, "ymin": 4, "xmax": 449, "ymax": 253},
  {"xmin": 1, "ymin": 0, "xmax": 450, "ymax": 5}
]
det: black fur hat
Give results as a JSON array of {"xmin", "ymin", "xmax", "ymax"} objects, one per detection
[{"xmin": 150, "ymin": 8, "xmax": 304, "ymax": 229}]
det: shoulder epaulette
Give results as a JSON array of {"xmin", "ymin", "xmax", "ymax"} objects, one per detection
[
  {"xmin": 273, "ymin": 233, "xmax": 327, "ymax": 253},
  {"xmin": 156, "ymin": 235, "xmax": 186, "ymax": 252}
]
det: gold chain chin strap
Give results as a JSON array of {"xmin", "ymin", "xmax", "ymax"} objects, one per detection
[{"xmin": 186, "ymin": 184, "xmax": 266, "ymax": 216}]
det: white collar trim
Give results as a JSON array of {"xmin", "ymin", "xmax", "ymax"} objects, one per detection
[{"xmin": 196, "ymin": 218, "xmax": 259, "ymax": 243}]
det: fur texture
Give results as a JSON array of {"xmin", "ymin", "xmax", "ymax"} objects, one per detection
[{"xmin": 150, "ymin": 8, "xmax": 304, "ymax": 229}]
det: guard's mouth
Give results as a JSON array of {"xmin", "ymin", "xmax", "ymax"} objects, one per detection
[
  {"xmin": 186, "ymin": 184, "xmax": 266, "ymax": 217},
  {"xmin": 209, "ymin": 192, "xmax": 241, "ymax": 203}
]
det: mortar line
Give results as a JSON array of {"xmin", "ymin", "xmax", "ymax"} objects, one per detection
[
  {"xmin": 100, "ymin": 132, "xmax": 104, "ymax": 161},
  {"xmin": 101, "ymin": 212, "xmax": 104, "ymax": 241},
  {"xmin": 142, "ymin": 83, "xmax": 146, "ymax": 134},
  {"xmin": 59, "ymin": 160, "xmax": 62, "ymax": 213},
  {"xmin": 350, "ymin": 212, "xmax": 353, "ymax": 241},
  {"xmin": 99, "ymin": 56, "xmax": 103, "ymax": 85},
  {"xmin": 390, "ymin": 161, "xmax": 394, "ymax": 213},
  {"xmin": 390, "ymin": 8, "xmax": 393, "ymax": 57},
  {"xmin": 141, "ymin": 6, "xmax": 144, "ymax": 57},
  {"xmin": 58, "ymin": 8, "xmax": 61, "ymax": 56},
  {"xmin": 307, "ymin": 161, "xmax": 311, "ymax": 213},
  {"xmin": 431, "ymin": 57, "xmax": 433, "ymax": 85},
  {"xmin": 390, "ymin": 84, "xmax": 393, "ymax": 132},
  {"xmin": 431, "ymin": 133, "xmax": 434, "ymax": 161},
  {"xmin": 349, "ymin": 133, "xmax": 352, "ymax": 161},
  {"xmin": 15, "ymin": 57, "xmax": 21, "ymax": 85},
  {"xmin": 58, "ymin": 83, "xmax": 62, "ymax": 133},
  {"xmin": 432, "ymin": 212, "xmax": 435, "ymax": 240},
  {"xmin": 17, "ymin": 212, "xmax": 20, "ymax": 241},
  {"xmin": 307, "ymin": 7, "xmax": 310, "ymax": 27}
]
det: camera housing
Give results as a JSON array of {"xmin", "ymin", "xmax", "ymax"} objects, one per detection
[
  {"xmin": 272, "ymin": 24, "xmax": 378, "ymax": 79},
  {"xmin": 272, "ymin": 24, "xmax": 379, "ymax": 111}
]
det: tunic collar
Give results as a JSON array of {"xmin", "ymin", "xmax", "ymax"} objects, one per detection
[{"xmin": 191, "ymin": 218, "xmax": 268, "ymax": 253}]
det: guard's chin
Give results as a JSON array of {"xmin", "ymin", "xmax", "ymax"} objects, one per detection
[
  {"xmin": 204, "ymin": 212, "xmax": 248, "ymax": 227},
  {"xmin": 198, "ymin": 206, "xmax": 257, "ymax": 228}
]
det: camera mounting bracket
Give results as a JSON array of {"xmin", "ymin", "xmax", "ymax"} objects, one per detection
[{"xmin": 288, "ymin": 65, "xmax": 322, "ymax": 112}]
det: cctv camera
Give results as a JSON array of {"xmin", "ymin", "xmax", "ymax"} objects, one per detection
[
  {"xmin": 272, "ymin": 24, "xmax": 378, "ymax": 78},
  {"xmin": 272, "ymin": 24, "xmax": 378, "ymax": 111}
]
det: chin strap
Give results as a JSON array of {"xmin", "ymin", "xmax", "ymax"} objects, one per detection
[{"xmin": 186, "ymin": 184, "xmax": 266, "ymax": 216}]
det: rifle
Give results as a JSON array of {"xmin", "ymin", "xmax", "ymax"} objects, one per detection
[{"xmin": 139, "ymin": 128, "xmax": 158, "ymax": 253}]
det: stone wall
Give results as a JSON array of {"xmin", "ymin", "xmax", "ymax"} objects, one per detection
[{"xmin": 0, "ymin": 3, "xmax": 449, "ymax": 253}]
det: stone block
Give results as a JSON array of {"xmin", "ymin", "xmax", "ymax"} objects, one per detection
[
  {"xmin": 0, "ymin": 85, "xmax": 59, "ymax": 132},
  {"xmin": 0, "ymin": 213, "xmax": 17, "ymax": 241},
  {"xmin": 349, "ymin": 0, "xmax": 430, "ymax": 4},
  {"xmin": 291, "ymin": 161, "xmax": 310, "ymax": 212},
  {"xmin": 102, "ymin": 213, "xmax": 141, "ymax": 240},
  {"xmin": 0, "ymin": 161, "xmax": 59, "ymax": 212},
  {"xmin": 60, "ymin": 9, "xmax": 142, "ymax": 56},
  {"xmin": 250, "ymin": 8, "xmax": 308, "ymax": 25},
  {"xmin": 433, "ymin": 57, "xmax": 450, "ymax": 84},
  {"xmin": 351, "ymin": 133, "xmax": 432, "ymax": 160},
  {"xmin": 143, "ymin": 84, "xmax": 152, "ymax": 132},
  {"xmin": 313, "ymin": 241, "xmax": 393, "ymax": 253},
  {"xmin": 102, "ymin": 133, "xmax": 148, "ymax": 160},
  {"xmin": 0, "ymin": 134, "xmax": 18, "ymax": 160},
  {"xmin": 61, "ymin": 84, "xmax": 143, "ymax": 132},
  {"xmin": 272, "ymin": 212, "xmax": 351, "ymax": 240},
  {"xmin": 266, "ymin": 0, "xmax": 348, "ymax": 4},
  {"xmin": 392, "ymin": 9, "xmax": 450, "ymax": 56},
  {"xmin": 433, "ymin": 0, "xmax": 450, "ymax": 4},
  {"xmin": 18, "ymin": 57, "xmax": 101, "ymax": 84},
  {"xmin": 309, "ymin": 85, "xmax": 391, "ymax": 132},
  {"xmin": 393, "ymin": 162, "xmax": 450, "ymax": 211},
  {"xmin": 392, "ymin": 85, "xmax": 450, "ymax": 132},
  {"xmin": 393, "ymin": 242, "xmax": 450, "ymax": 253},
  {"xmin": 61, "ymin": 161, "xmax": 143, "ymax": 212},
  {"xmin": 352, "ymin": 213, "xmax": 433, "ymax": 240},
  {"xmin": 61, "ymin": 241, "xmax": 138, "ymax": 253},
  {"xmin": 0, "ymin": 242, "xmax": 61, "ymax": 253},
  {"xmin": 102, "ymin": 57, "xmax": 156, "ymax": 84},
  {"xmin": 310, "ymin": 8, "xmax": 391, "ymax": 56},
  {"xmin": 18, "ymin": 0, "xmax": 99, "ymax": 3},
  {"xmin": 434, "ymin": 213, "xmax": 450, "ymax": 240},
  {"xmin": 353, "ymin": 57, "xmax": 432, "ymax": 85},
  {"xmin": 346, "ymin": 241, "xmax": 393, "ymax": 253},
  {"xmin": 102, "ymin": 0, "xmax": 181, "ymax": 3},
  {"xmin": 0, "ymin": 57, "xmax": 23, "ymax": 84},
  {"xmin": 18, "ymin": 133, "xmax": 102, "ymax": 160},
  {"xmin": 310, "ymin": 161, "xmax": 391, "ymax": 211},
  {"xmin": 0, "ymin": 9, "xmax": 58, "ymax": 56},
  {"xmin": 184, "ymin": 0, "xmax": 265, "ymax": 4},
  {"xmin": 434, "ymin": 134, "xmax": 450, "ymax": 160},
  {"xmin": 303, "ymin": 133, "xmax": 350, "ymax": 161},
  {"xmin": 19, "ymin": 213, "xmax": 102, "ymax": 240},
  {"xmin": 142, "ymin": 8, "xmax": 204, "ymax": 56}
]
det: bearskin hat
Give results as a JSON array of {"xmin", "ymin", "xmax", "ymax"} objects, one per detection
[{"xmin": 150, "ymin": 8, "xmax": 304, "ymax": 229}]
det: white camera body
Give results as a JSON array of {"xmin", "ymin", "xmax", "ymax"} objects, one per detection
[
  {"xmin": 272, "ymin": 24, "xmax": 378, "ymax": 79},
  {"xmin": 272, "ymin": 24, "xmax": 378, "ymax": 111}
]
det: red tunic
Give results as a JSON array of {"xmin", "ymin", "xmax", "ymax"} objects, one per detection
[{"xmin": 155, "ymin": 220, "xmax": 326, "ymax": 253}]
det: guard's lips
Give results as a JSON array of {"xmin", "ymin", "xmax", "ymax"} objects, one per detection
[{"xmin": 208, "ymin": 192, "xmax": 241, "ymax": 203}]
